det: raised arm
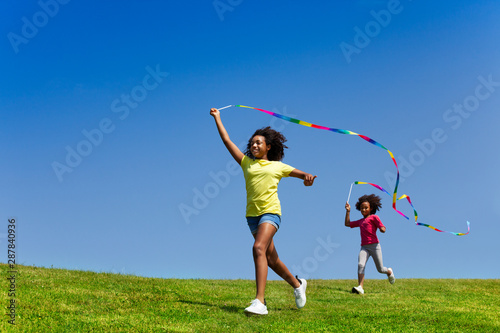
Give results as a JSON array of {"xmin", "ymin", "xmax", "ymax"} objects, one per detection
[
  {"xmin": 210, "ymin": 108, "xmax": 244, "ymax": 165},
  {"xmin": 289, "ymin": 169, "xmax": 317, "ymax": 186},
  {"xmin": 344, "ymin": 202, "xmax": 351, "ymax": 227}
]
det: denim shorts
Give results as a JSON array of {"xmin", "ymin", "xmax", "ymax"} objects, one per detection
[{"xmin": 246, "ymin": 213, "xmax": 281, "ymax": 235}]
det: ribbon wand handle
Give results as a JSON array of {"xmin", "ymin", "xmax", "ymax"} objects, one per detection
[
  {"xmin": 347, "ymin": 182, "xmax": 354, "ymax": 203},
  {"xmin": 217, "ymin": 105, "xmax": 233, "ymax": 111}
]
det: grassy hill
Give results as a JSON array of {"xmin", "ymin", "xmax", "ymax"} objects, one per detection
[{"xmin": 1, "ymin": 264, "xmax": 498, "ymax": 332}]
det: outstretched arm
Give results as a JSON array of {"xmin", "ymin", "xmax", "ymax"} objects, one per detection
[
  {"xmin": 210, "ymin": 108, "xmax": 244, "ymax": 165},
  {"xmin": 289, "ymin": 169, "xmax": 317, "ymax": 186},
  {"xmin": 345, "ymin": 202, "xmax": 351, "ymax": 227}
]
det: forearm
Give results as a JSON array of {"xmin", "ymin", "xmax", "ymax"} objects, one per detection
[
  {"xmin": 211, "ymin": 112, "xmax": 244, "ymax": 164},
  {"xmin": 345, "ymin": 211, "xmax": 350, "ymax": 227},
  {"xmin": 213, "ymin": 116, "xmax": 231, "ymax": 145},
  {"xmin": 289, "ymin": 169, "xmax": 306, "ymax": 179},
  {"xmin": 289, "ymin": 169, "xmax": 317, "ymax": 186}
]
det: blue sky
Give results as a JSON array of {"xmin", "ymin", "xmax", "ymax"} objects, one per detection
[{"xmin": 1, "ymin": 0, "xmax": 499, "ymax": 280}]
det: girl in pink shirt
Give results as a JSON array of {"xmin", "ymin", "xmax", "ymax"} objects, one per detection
[{"xmin": 345, "ymin": 194, "xmax": 395, "ymax": 294}]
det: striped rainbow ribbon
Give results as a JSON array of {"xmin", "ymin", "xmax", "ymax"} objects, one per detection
[{"xmin": 218, "ymin": 104, "xmax": 470, "ymax": 236}]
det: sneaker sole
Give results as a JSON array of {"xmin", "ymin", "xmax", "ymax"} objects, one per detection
[
  {"xmin": 244, "ymin": 310, "xmax": 268, "ymax": 316},
  {"xmin": 352, "ymin": 287, "xmax": 364, "ymax": 295}
]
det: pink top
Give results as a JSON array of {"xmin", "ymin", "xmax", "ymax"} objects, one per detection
[{"xmin": 350, "ymin": 214, "xmax": 385, "ymax": 246}]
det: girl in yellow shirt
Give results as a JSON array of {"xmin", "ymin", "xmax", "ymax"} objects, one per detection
[{"xmin": 210, "ymin": 107, "xmax": 317, "ymax": 315}]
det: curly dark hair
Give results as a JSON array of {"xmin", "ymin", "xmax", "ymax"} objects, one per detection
[
  {"xmin": 244, "ymin": 126, "xmax": 288, "ymax": 161},
  {"xmin": 355, "ymin": 194, "xmax": 382, "ymax": 214}
]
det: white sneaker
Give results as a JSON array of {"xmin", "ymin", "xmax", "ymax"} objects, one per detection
[
  {"xmin": 388, "ymin": 268, "xmax": 396, "ymax": 284},
  {"xmin": 352, "ymin": 285, "xmax": 364, "ymax": 295},
  {"xmin": 244, "ymin": 299, "xmax": 268, "ymax": 315},
  {"xmin": 294, "ymin": 276, "xmax": 307, "ymax": 309}
]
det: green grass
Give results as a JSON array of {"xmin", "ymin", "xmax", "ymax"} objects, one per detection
[{"xmin": 1, "ymin": 264, "xmax": 498, "ymax": 332}]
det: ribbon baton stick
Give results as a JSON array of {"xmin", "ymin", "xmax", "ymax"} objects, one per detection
[
  {"xmin": 347, "ymin": 182, "xmax": 354, "ymax": 203},
  {"xmin": 217, "ymin": 105, "xmax": 233, "ymax": 111}
]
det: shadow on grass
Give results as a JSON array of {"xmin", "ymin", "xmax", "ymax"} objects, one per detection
[
  {"xmin": 179, "ymin": 299, "xmax": 241, "ymax": 313},
  {"xmin": 327, "ymin": 286, "xmax": 354, "ymax": 294}
]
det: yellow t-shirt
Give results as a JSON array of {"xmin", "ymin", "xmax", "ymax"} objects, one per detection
[{"xmin": 241, "ymin": 155, "xmax": 295, "ymax": 217}]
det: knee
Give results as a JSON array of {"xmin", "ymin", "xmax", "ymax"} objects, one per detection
[
  {"xmin": 358, "ymin": 264, "xmax": 365, "ymax": 275},
  {"xmin": 377, "ymin": 267, "xmax": 388, "ymax": 274},
  {"xmin": 252, "ymin": 243, "xmax": 266, "ymax": 258}
]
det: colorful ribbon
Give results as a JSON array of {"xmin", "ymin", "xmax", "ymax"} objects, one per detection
[{"xmin": 218, "ymin": 104, "xmax": 470, "ymax": 236}]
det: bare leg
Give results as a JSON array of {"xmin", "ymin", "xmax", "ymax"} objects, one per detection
[
  {"xmin": 265, "ymin": 238, "xmax": 300, "ymax": 289},
  {"xmin": 252, "ymin": 223, "xmax": 277, "ymax": 304},
  {"xmin": 358, "ymin": 273, "xmax": 365, "ymax": 288}
]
